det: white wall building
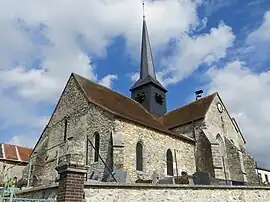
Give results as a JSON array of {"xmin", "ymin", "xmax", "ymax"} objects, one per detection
[{"xmin": 256, "ymin": 167, "xmax": 270, "ymax": 185}]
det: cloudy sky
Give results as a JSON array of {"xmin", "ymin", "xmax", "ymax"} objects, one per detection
[{"xmin": 0, "ymin": 0, "xmax": 269, "ymax": 167}]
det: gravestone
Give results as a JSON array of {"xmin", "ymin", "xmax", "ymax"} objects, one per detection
[
  {"xmin": 232, "ymin": 180, "xmax": 245, "ymax": 186},
  {"xmin": 157, "ymin": 177, "xmax": 173, "ymax": 184},
  {"xmin": 151, "ymin": 170, "xmax": 159, "ymax": 184},
  {"xmin": 193, "ymin": 171, "xmax": 211, "ymax": 185},
  {"xmin": 113, "ymin": 169, "xmax": 127, "ymax": 183},
  {"xmin": 175, "ymin": 172, "xmax": 189, "ymax": 184}
]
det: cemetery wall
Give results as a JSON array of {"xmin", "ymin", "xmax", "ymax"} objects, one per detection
[
  {"xmin": 84, "ymin": 183, "xmax": 270, "ymax": 202},
  {"xmin": 15, "ymin": 184, "xmax": 58, "ymax": 199},
  {"xmin": 14, "ymin": 182, "xmax": 270, "ymax": 202}
]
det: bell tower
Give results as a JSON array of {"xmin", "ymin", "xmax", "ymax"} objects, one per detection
[{"xmin": 130, "ymin": 6, "xmax": 167, "ymax": 116}]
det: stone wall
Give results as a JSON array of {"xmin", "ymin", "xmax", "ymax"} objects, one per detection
[
  {"xmin": 0, "ymin": 160, "xmax": 27, "ymax": 186},
  {"xmin": 205, "ymin": 95, "xmax": 243, "ymax": 147},
  {"xmin": 195, "ymin": 132, "xmax": 214, "ymax": 177},
  {"xmin": 30, "ymin": 75, "xmax": 115, "ymax": 185},
  {"xmin": 0, "ymin": 160, "xmax": 27, "ymax": 187},
  {"xmin": 16, "ymin": 184, "xmax": 58, "ymax": 199},
  {"xmin": 171, "ymin": 120, "xmax": 215, "ymax": 178},
  {"xmin": 204, "ymin": 95, "xmax": 257, "ymax": 183},
  {"xmin": 241, "ymin": 146, "xmax": 259, "ymax": 185},
  {"xmin": 15, "ymin": 182, "xmax": 270, "ymax": 202},
  {"xmin": 224, "ymin": 137, "xmax": 243, "ymax": 182},
  {"xmin": 171, "ymin": 119, "xmax": 205, "ymax": 139},
  {"xmin": 114, "ymin": 119, "xmax": 196, "ymax": 183},
  {"xmin": 84, "ymin": 183, "xmax": 270, "ymax": 202}
]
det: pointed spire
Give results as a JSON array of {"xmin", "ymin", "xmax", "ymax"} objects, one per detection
[
  {"xmin": 130, "ymin": 1, "xmax": 166, "ymax": 93},
  {"xmin": 140, "ymin": 1, "xmax": 156, "ymax": 80}
]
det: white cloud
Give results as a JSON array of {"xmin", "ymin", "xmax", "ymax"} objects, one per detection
[
  {"xmin": 130, "ymin": 72, "xmax": 140, "ymax": 83},
  {"xmin": 244, "ymin": 10, "xmax": 270, "ymax": 67},
  {"xmin": 8, "ymin": 134, "xmax": 38, "ymax": 148},
  {"xmin": 0, "ymin": 0, "xmax": 202, "ymax": 102},
  {"xmin": 161, "ymin": 22, "xmax": 235, "ymax": 86},
  {"xmin": 207, "ymin": 60, "xmax": 270, "ymax": 167},
  {"xmin": 98, "ymin": 74, "xmax": 118, "ymax": 89},
  {"xmin": 0, "ymin": 0, "xmax": 202, "ymax": 146},
  {"xmin": 248, "ymin": 10, "xmax": 270, "ymax": 42},
  {"xmin": 0, "ymin": 90, "xmax": 48, "ymax": 129}
]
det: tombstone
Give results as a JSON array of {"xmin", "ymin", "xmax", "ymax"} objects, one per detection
[
  {"xmin": 193, "ymin": 171, "xmax": 211, "ymax": 185},
  {"xmin": 135, "ymin": 178, "xmax": 152, "ymax": 183},
  {"xmin": 213, "ymin": 178, "xmax": 232, "ymax": 185},
  {"xmin": 232, "ymin": 180, "xmax": 245, "ymax": 186},
  {"xmin": 176, "ymin": 171, "xmax": 189, "ymax": 184},
  {"xmin": 157, "ymin": 176, "xmax": 173, "ymax": 184},
  {"xmin": 113, "ymin": 169, "xmax": 127, "ymax": 183},
  {"xmin": 151, "ymin": 170, "xmax": 159, "ymax": 184}
]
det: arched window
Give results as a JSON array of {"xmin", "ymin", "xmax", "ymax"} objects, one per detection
[
  {"xmin": 136, "ymin": 142, "xmax": 143, "ymax": 171},
  {"xmin": 94, "ymin": 132, "xmax": 100, "ymax": 162},
  {"xmin": 166, "ymin": 149, "xmax": 173, "ymax": 176}
]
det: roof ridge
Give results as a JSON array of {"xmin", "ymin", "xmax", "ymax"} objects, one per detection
[
  {"xmin": 72, "ymin": 73, "xmax": 194, "ymax": 143},
  {"xmin": 163, "ymin": 92, "xmax": 218, "ymax": 117},
  {"xmin": 0, "ymin": 143, "xmax": 32, "ymax": 150},
  {"xmin": 72, "ymin": 73, "xmax": 163, "ymax": 123}
]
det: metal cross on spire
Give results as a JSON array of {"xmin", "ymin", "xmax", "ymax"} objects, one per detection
[{"xmin": 142, "ymin": 0, "xmax": 146, "ymax": 19}]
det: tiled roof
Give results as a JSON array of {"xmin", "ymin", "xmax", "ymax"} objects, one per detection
[
  {"xmin": 0, "ymin": 143, "xmax": 32, "ymax": 163},
  {"xmin": 161, "ymin": 93, "xmax": 217, "ymax": 129},
  {"xmin": 73, "ymin": 73, "xmax": 194, "ymax": 143}
]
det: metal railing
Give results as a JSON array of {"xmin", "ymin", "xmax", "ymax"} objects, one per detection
[{"xmin": 0, "ymin": 187, "xmax": 56, "ymax": 202}]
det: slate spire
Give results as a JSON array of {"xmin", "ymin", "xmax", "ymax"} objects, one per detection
[
  {"xmin": 130, "ymin": 14, "xmax": 166, "ymax": 92},
  {"xmin": 130, "ymin": 4, "xmax": 167, "ymax": 116},
  {"xmin": 140, "ymin": 13, "xmax": 156, "ymax": 80}
]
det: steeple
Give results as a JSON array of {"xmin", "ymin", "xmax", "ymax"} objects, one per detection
[
  {"xmin": 130, "ymin": 3, "xmax": 167, "ymax": 116},
  {"xmin": 140, "ymin": 10, "xmax": 155, "ymax": 80}
]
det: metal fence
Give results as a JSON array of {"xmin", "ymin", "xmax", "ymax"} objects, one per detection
[
  {"xmin": 1, "ymin": 198, "xmax": 56, "ymax": 202},
  {"xmin": 0, "ymin": 187, "xmax": 56, "ymax": 202}
]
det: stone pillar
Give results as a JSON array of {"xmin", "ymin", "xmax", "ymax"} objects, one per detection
[{"xmin": 56, "ymin": 164, "xmax": 87, "ymax": 202}]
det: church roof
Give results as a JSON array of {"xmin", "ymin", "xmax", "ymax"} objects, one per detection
[
  {"xmin": 130, "ymin": 75, "xmax": 167, "ymax": 92},
  {"xmin": 73, "ymin": 73, "xmax": 194, "ymax": 143},
  {"xmin": 161, "ymin": 93, "xmax": 217, "ymax": 129},
  {"xmin": 0, "ymin": 143, "xmax": 32, "ymax": 163}
]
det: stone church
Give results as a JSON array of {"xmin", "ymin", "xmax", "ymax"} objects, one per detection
[{"xmin": 25, "ymin": 17, "xmax": 258, "ymax": 186}]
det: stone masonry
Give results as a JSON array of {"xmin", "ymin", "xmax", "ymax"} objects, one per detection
[
  {"xmin": 166, "ymin": 94, "xmax": 257, "ymax": 184},
  {"xmin": 114, "ymin": 119, "xmax": 196, "ymax": 183},
  {"xmin": 29, "ymin": 74, "xmax": 196, "ymax": 186},
  {"xmin": 84, "ymin": 184, "xmax": 270, "ymax": 202},
  {"xmin": 30, "ymin": 76, "xmax": 115, "ymax": 185},
  {"xmin": 204, "ymin": 95, "xmax": 256, "ymax": 184}
]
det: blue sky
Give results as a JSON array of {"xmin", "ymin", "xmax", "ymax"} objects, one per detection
[{"xmin": 0, "ymin": 0, "xmax": 270, "ymax": 167}]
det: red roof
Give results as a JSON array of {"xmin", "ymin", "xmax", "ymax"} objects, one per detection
[{"xmin": 0, "ymin": 143, "xmax": 32, "ymax": 163}]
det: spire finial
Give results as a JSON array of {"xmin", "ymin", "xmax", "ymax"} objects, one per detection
[{"xmin": 142, "ymin": 0, "xmax": 146, "ymax": 19}]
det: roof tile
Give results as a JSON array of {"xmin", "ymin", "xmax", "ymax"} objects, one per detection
[
  {"xmin": 3, "ymin": 144, "xmax": 18, "ymax": 161},
  {"xmin": 17, "ymin": 146, "xmax": 32, "ymax": 162},
  {"xmin": 0, "ymin": 144, "xmax": 32, "ymax": 162},
  {"xmin": 161, "ymin": 93, "xmax": 217, "ymax": 129},
  {"xmin": 73, "ymin": 73, "xmax": 194, "ymax": 143}
]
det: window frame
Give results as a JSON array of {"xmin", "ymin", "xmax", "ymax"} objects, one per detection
[
  {"xmin": 136, "ymin": 141, "xmax": 143, "ymax": 171},
  {"xmin": 166, "ymin": 149, "xmax": 174, "ymax": 176},
  {"xmin": 93, "ymin": 132, "xmax": 100, "ymax": 162}
]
